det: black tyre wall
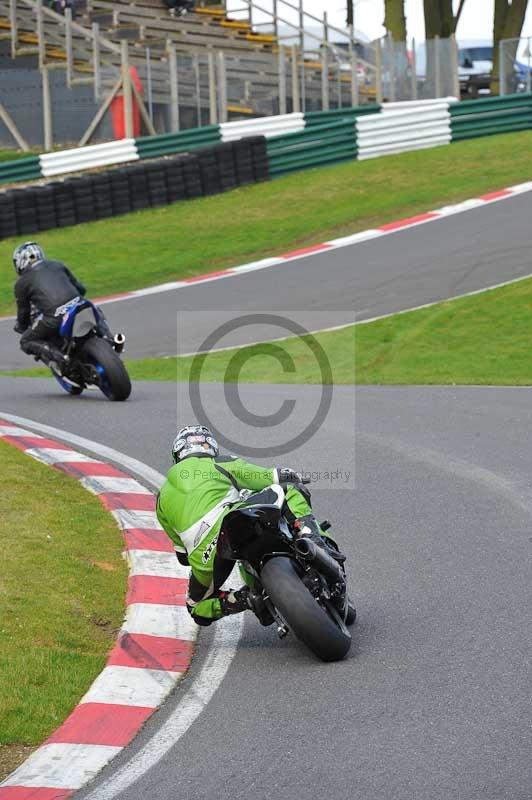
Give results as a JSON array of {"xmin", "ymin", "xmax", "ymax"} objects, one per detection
[{"xmin": 0, "ymin": 135, "xmax": 270, "ymax": 240}]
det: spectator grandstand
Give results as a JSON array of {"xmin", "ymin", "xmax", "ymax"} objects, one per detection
[{"xmin": 0, "ymin": 0, "xmax": 373, "ymax": 147}]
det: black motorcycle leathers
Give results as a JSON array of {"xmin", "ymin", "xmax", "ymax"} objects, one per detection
[{"xmin": 15, "ymin": 259, "xmax": 86, "ymax": 364}]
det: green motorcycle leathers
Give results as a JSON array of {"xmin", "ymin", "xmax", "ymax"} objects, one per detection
[{"xmin": 156, "ymin": 455, "xmax": 319, "ymax": 624}]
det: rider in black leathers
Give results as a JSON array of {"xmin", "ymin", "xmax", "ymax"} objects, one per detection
[{"xmin": 13, "ymin": 242, "xmax": 87, "ymax": 372}]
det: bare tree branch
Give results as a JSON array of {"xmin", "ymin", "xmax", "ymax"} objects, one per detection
[{"xmin": 453, "ymin": 0, "xmax": 467, "ymax": 31}]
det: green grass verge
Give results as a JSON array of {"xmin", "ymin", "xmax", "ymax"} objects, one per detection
[
  {"xmin": 0, "ymin": 150, "xmax": 33, "ymax": 163},
  {"xmin": 0, "ymin": 440, "xmax": 128, "ymax": 780},
  {"xmin": 2, "ymin": 130, "xmax": 532, "ymax": 316},
  {"xmin": 6, "ymin": 274, "xmax": 531, "ymax": 385}
]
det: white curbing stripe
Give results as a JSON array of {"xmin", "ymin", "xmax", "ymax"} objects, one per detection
[
  {"xmin": 127, "ymin": 549, "xmax": 190, "ymax": 579},
  {"xmin": 123, "ymin": 603, "xmax": 197, "ymax": 640},
  {"xmin": 24, "ymin": 447, "xmax": 99, "ymax": 464},
  {"xmin": 79, "ymin": 665, "xmax": 180, "ymax": 708},
  {"xmin": 0, "ymin": 425, "xmax": 45, "ymax": 437},
  {"xmin": 111, "ymin": 508, "xmax": 163, "ymax": 530},
  {"xmin": 231, "ymin": 256, "xmax": 286, "ymax": 274},
  {"xmin": 1, "ymin": 743, "xmax": 123, "ymax": 789},
  {"xmin": 80, "ymin": 476, "xmax": 153, "ymax": 495}
]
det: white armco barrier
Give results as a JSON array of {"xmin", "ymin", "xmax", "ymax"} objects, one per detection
[
  {"xmin": 381, "ymin": 97, "xmax": 457, "ymax": 113},
  {"xmin": 356, "ymin": 100, "xmax": 452, "ymax": 160},
  {"xmin": 220, "ymin": 113, "xmax": 305, "ymax": 142},
  {"xmin": 40, "ymin": 139, "xmax": 139, "ymax": 177}
]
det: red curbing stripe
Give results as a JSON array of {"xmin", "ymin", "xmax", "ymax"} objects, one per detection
[
  {"xmin": 123, "ymin": 528, "xmax": 174, "ymax": 553},
  {"xmin": 108, "ymin": 632, "xmax": 194, "ymax": 672},
  {"xmin": 183, "ymin": 269, "xmax": 233, "ymax": 284},
  {"xmin": 379, "ymin": 212, "xmax": 439, "ymax": 232},
  {"xmin": 280, "ymin": 243, "xmax": 332, "ymax": 259},
  {"xmin": 479, "ymin": 189, "xmax": 512, "ymax": 201},
  {"xmin": 95, "ymin": 291, "xmax": 135, "ymax": 303},
  {"xmin": 98, "ymin": 493, "xmax": 156, "ymax": 512},
  {"xmin": 126, "ymin": 575, "xmax": 188, "ymax": 606},
  {"xmin": 0, "ymin": 789, "xmax": 74, "ymax": 799},
  {"xmin": 53, "ymin": 461, "xmax": 127, "ymax": 478},
  {"xmin": 46, "ymin": 703, "xmax": 153, "ymax": 748}
]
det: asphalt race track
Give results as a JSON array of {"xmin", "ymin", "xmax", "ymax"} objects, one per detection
[
  {"xmin": 2, "ymin": 189, "xmax": 532, "ymax": 799},
  {"xmin": 1, "ymin": 378, "xmax": 532, "ymax": 799},
  {"xmin": 1, "ymin": 190, "xmax": 532, "ymax": 369}
]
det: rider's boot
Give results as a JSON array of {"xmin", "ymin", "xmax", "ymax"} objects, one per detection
[
  {"xmin": 296, "ymin": 514, "xmax": 346, "ymax": 566},
  {"xmin": 38, "ymin": 344, "xmax": 69, "ymax": 375},
  {"xmin": 219, "ymin": 587, "xmax": 252, "ymax": 616}
]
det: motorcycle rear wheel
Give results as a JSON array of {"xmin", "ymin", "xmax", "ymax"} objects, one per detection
[
  {"xmin": 261, "ymin": 556, "xmax": 351, "ymax": 662},
  {"xmin": 81, "ymin": 337, "xmax": 131, "ymax": 401}
]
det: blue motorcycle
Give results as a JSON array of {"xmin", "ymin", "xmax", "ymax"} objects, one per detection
[{"xmin": 52, "ymin": 298, "xmax": 131, "ymax": 401}]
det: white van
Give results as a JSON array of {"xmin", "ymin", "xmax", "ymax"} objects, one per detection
[
  {"xmin": 416, "ymin": 38, "xmax": 493, "ymax": 97},
  {"xmin": 457, "ymin": 39, "xmax": 493, "ymax": 97}
]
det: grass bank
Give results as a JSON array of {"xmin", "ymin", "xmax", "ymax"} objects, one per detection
[
  {"xmin": 0, "ymin": 440, "xmax": 127, "ymax": 781},
  {"xmin": 6, "ymin": 274, "xmax": 532, "ymax": 385},
  {"xmin": 2, "ymin": 130, "xmax": 532, "ymax": 316},
  {"xmin": 127, "ymin": 272, "xmax": 532, "ymax": 384},
  {"xmin": 0, "ymin": 150, "xmax": 32, "ymax": 163}
]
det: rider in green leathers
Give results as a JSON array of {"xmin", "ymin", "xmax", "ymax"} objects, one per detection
[{"xmin": 156, "ymin": 425, "xmax": 344, "ymax": 626}]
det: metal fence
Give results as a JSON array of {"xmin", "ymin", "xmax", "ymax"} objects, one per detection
[
  {"xmin": 0, "ymin": 0, "xmax": 466, "ymax": 150},
  {"xmin": 499, "ymin": 37, "xmax": 532, "ymax": 96},
  {"xmin": 376, "ymin": 35, "xmax": 459, "ymax": 103}
]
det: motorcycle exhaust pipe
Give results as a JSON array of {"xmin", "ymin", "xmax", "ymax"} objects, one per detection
[
  {"xmin": 294, "ymin": 537, "xmax": 344, "ymax": 585},
  {"xmin": 113, "ymin": 333, "xmax": 125, "ymax": 354}
]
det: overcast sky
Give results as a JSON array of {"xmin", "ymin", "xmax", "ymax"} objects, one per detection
[{"xmin": 307, "ymin": 0, "xmax": 532, "ymax": 43}]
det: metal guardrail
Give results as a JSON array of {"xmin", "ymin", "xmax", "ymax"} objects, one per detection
[
  {"xmin": 266, "ymin": 117, "xmax": 357, "ymax": 175},
  {"xmin": 357, "ymin": 102, "xmax": 452, "ymax": 160},
  {"xmin": 40, "ymin": 139, "xmax": 138, "ymax": 176},
  {"xmin": 135, "ymin": 125, "xmax": 222, "ymax": 157},
  {"xmin": 2, "ymin": 95, "xmax": 532, "ymax": 188},
  {"xmin": 0, "ymin": 156, "xmax": 42, "ymax": 185},
  {"xmin": 450, "ymin": 91, "xmax": 532, "ymax": 141},
  {"xmin": 220, "ymin": 112, "xmax": 304, "ymax": 140},
  {"xmin": 304, "ymin": 104, "xmax": 380, "ymax": 127}
]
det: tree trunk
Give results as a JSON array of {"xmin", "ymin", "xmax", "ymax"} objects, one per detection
[
  {"xmin": 423, "ymin": 0, "xmax": 441, "ymax": 39},
  {"xmin": 440, "ymin": 0, "xmax": 454, "ymax": 37},
  {"xmin": 491, "ymin": 0, "xmax": 528, "ymax": 95},
  {"xmin": 346, "ymin": 0, "xmax": 353, "ymax": 28},
  {"xmin": 384, "ymin": 0, "xmax": 407, "ymax": 41},
  {"xmin": 424, "ymin": 0, "xmax": 468, "ymax": 37}
]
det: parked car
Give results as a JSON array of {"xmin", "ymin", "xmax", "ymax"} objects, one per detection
[{"xmin": 457, "ymin": 40, "xmax": 493, "ymax": 97}]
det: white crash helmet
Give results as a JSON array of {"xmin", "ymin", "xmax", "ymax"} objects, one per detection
[
  {"xmin": 172, "ymin": 425, "xmax": 219, "ymax": 463},
  {"xmin": 13, "ymin": 242, "xmax": 45, "ymax": 275}
]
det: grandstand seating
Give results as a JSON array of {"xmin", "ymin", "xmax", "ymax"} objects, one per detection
[{"xmin": 0, "ymin": 0, "xmax": 364, "ymax": 141}]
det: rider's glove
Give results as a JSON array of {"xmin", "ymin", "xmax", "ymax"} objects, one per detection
[
  {"xmin": 278, "ymin": 467, "xmax": 303, "ymax": 484},
  {"xmin": 219, "ymin": 587, "xmax": 251, "ymax": 616}
]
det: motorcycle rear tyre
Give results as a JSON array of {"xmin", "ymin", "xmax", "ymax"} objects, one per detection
[
  {"xmin": 261, "ymin": 556, "xmax": 351, "ymax": 662},
  {"xmin": 82, "ymin": 337, "xmax": 131, "ymax": 401}
]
